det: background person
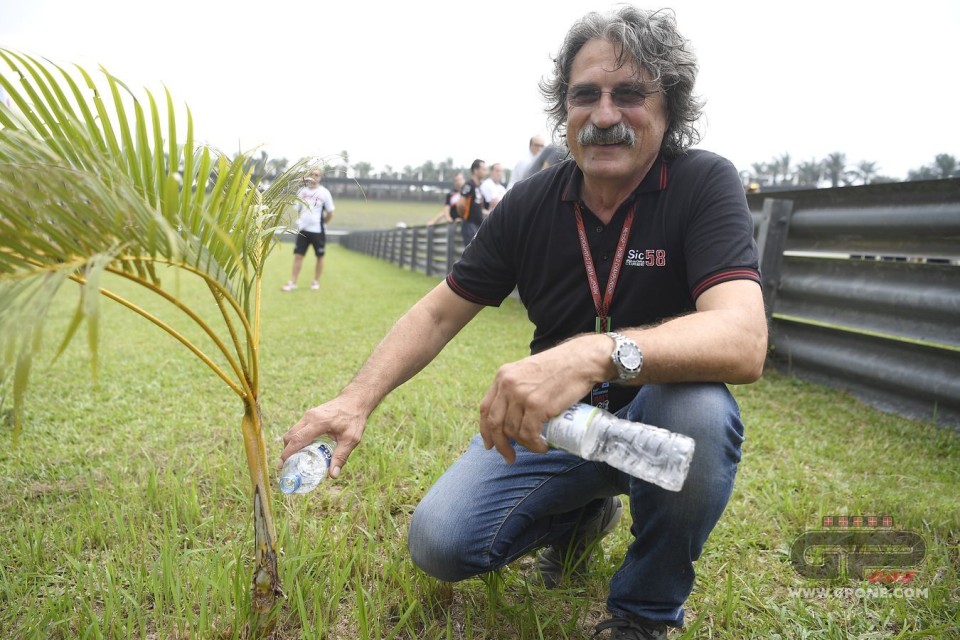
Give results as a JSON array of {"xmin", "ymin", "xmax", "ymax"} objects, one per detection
[
  {"xmin": 429, "ymin": 172, "xmax": 466, "ymax": 225},
  {"xmin": 282, "ymin": 7, "xmax": 766, "ymax": 639},
  {"xmin": 479, "ymin": 162, "xmax": 507, "ymax": 211},
  {"xmin": 282, "ymin": 168, "xmax": 335, "ymax": 292},
  {"xmin": 455, "ymin": 159, "xmax": 488, "ymax": 245},
  {"xmin": 522, "ymin": 143, "xmax": 569, "ymax": 181},
  {"xmin": 508, "ymin": 134, "xmax": 546, "ymax": 189}
]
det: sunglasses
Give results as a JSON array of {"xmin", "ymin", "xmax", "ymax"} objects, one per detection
[{"xmin": 566, "ymin": 85, "xmax": 657, "ymax": 109}]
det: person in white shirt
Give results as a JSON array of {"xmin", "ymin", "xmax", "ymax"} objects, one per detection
[
  {"xmin": 282, "ymin": 168, "xmax": 335, "ymax": 291},
  {"xmin": 508, "ymin": 134, "xmax": 546, "ymax": 189},
  {"xmin": 479, "ymin": 163, "xmax": 507, "ymax": 211}
]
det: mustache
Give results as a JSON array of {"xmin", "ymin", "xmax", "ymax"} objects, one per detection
[{"xmin": 577, "ymin": 122, "xmax": 636, "ymax": 146}]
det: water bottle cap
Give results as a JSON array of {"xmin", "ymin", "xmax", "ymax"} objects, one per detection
[{"xmin": 279, "ymin": 474, "xmax": 301, "ymax": 494}]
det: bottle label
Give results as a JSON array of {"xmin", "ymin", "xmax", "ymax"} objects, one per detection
[
  {"xmin": 541, "ymin": 403, "xmax": 597, "ymax": 454},
  {"xmin": 315, "ymin": 441, "xmax": 333, "ymax": 467}
]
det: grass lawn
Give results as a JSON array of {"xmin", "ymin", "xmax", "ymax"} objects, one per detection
[
  {"xmin": 329, "ymin": 197, "xmax": 446, "ymax": 230},
  {"xmin": 1, "ymin": 245, "xmax": 957, "ymax": 639}
]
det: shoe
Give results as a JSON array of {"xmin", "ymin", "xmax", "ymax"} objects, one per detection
[
  {"xmin": 537, "ymin": 496, "xmax": 623, "ymax": 588},
  {"xmin": 310, "ymin": 281, "xmax": 319, "ymax": 291},
  {"xmin": 281, "ymin": 282, "xmax": 296, "ymax": 291},
  {"xmin": 592, "ymin": 616, "xmax": 667, "ymax": 639}
]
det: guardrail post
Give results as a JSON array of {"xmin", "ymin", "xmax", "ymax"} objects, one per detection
[{"xmin": 759, "ymin": 197, "xmax": 794, "ymax": 321}]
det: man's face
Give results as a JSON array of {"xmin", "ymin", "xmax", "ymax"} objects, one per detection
[
  {"xmin": 453, "ymin": 174, "xmax": 465, "ymax": 190},
  {"xmin": 565, "ymin": 38, "xmax": 668, "ymax": 188},
  {"xmin": 474, "ymin": 163, "xmax": 488, "ymax": 181},
  {"xmin": 490, "ymin": 164, "xmax": 504, "ymax": 183}
]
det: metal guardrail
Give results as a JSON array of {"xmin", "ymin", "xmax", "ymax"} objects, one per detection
[
  {"xmin": 749, "ymin": 178, "xmax": 960, "ymax": 428},
  {"xmin": 340, "ymin": 179, "xmax": 960, "ymax": 429}
]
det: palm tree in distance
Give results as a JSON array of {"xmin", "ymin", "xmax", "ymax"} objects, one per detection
[
  {"xmin": 0, "ymin": 50, "xmax": 305, "ymax": 622},
  {"xmin": 852, "ymin": 160, "xmax": 880, "ymax": 185},
  {"xmin": 795, "ymin": 158, "xmax": 823, "ymax": 187},
  {"xmin": 823, "ymin": 152, "xmax": 849, "ymax": 188}
]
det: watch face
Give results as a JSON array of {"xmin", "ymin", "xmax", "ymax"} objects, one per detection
[{"xmin": 619, "ymin": 344, "xmax": 642, "ymax": 371}]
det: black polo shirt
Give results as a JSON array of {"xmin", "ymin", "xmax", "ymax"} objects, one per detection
[{"xmin": 445, "ymin": 149, "xmax": 760, "ymax": 411}]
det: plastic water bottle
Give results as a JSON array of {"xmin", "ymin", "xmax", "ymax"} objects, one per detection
[
  {"xmin": 278, "ymin": 438, "xmax": 335, "ymax": 495},
  {"xmin": 541, "ymin": 403, "xmax": 695, "ymax": 492}
]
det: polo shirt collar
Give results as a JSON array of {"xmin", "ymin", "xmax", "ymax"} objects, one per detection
[{"xmin": 560, "ymin": 154, "xmax": 669, "ymax": 205}]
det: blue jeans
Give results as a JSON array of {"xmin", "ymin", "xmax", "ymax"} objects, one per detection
[{"xmin": 408, "ymin": 382, "xmax": 745, "ymax": 627}]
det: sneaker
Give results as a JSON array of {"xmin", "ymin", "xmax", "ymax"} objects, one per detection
[
  {"xmin": 281, "ymin": 282, "xmax": 296, "ymax": 291},
  {"xmin": 310, "ymin": 281, "xmax": 319, "ymax": 291},
  {"xmin": 537, "ymin": 496, "xmax": 623, "ymax": 588},
  {"xmin": 593, "ymin": 616, "xmax": 667, "ymax": 640}
]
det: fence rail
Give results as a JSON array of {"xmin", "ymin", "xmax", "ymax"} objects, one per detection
[
  {"xmin": 340, "ymin": 223, "xmax": 466, "ymax": 277},
  {"xmin": 340, "ymin": 178, "xmax": 960, "ymax": 429}
]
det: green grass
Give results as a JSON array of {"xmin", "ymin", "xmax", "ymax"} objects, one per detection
[
  {"xmin": 1, "ymin": 245, "xmax": 958, "ymax": 639},
  {"xmin": 328, "ymin": 197, "xmax": 446, "ymax": 230}
]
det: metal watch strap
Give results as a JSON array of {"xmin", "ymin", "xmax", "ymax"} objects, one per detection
[{"xmin": 606, "ymin": 331, "xmax": 642, "ymax": 381}]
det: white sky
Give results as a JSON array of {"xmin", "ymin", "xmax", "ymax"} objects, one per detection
[{"xmin": 2, "ymin": 0, "xmax": 958, "ymax": 180}]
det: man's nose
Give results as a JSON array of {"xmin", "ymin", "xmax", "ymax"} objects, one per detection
[{"xmin": 590, "ymin": 92, "xmax": 623, "ymax": 127}]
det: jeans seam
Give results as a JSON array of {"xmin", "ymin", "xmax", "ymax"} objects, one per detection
[{"xmin": 482, "ymin": 456, "xmax": 618, "ymax": 571}]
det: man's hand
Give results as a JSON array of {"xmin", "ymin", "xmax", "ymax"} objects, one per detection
[
  {"xmin": 479, "ymin": 334, "xmax": 609, "ymax": 463},
  {"xmin": 280, "ymin": 397, "xmax": 367, "ymax": 479}
]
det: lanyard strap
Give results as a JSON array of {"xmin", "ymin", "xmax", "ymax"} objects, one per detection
[{"xmin": 574, "ymin": 202, "xmax": 635, "ymax": 332}]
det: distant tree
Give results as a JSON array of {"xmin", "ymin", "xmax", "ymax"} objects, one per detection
[
  {"xmin": 933, "ymin": 153, "xmax": 958, "ymax": 178},
  {"xmin": 907, "ymin": 166, "xmax": 939, "ymax": 181},
  {"xmin": 421, "ymin": 160, "xmax": 438, "ymax": 181},
  {"xmin": 264, "ymin": 157, "xmax": 288, "ymax": 183},
  {"xmin": 437, "ymin": 157, "xmax": 455, "ymax": 182},
  {"xmin": 851, "ymin": 160, "xmax": 880, "ymax": 185},
  {"xmin": 823, "ymin": 152, "xmax": 848, "ymax": 187},
  {"xmin": 906, "ymin": 153, "xmax": 958, "ymax": 181},
  {"xmin": 795, "ymin": 159, "xmax": 823, "ymax": 187},
  {"xmin": 774, "ymin": 152, "xmax": 792, "ymax": 185},
  {"xmin": 352, "ymin": 161, "xmax": 373, "ymax": 179}
]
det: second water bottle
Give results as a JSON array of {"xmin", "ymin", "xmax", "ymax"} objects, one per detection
[{"xmin": 541, "ymin": 403, "xmax": 695, "ymax": 492}]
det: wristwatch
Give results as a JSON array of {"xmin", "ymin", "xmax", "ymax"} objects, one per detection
[{"xmin": 606, "ymin": 332, "xmax": 643, "ymax": 381}]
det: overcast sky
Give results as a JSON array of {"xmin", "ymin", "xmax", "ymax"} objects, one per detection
[{"xmin": 2, "ymin": 0, "xmax": 958, "ymax": 180}]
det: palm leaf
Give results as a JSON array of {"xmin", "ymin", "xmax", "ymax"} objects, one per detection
[{"xmin": 0, "ymin": 48, "xmax": 308, "ymax": 621}]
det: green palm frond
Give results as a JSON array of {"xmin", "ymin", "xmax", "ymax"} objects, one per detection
[
  {"xmin": 0, "ymin": 49, "xmax": 303, "ymax": 436},
  {"xmin": 2, "ymin": 48, "xmax": 305, "ymax": 615}
]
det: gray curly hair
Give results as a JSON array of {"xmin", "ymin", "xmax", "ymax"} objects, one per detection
[{"xmin": 539, "ymin": 6, "xmax": 703, "ymax": 158}]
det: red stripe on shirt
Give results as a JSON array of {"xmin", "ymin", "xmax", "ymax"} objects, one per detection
[
  {"xmin": 691, "ymin": 268, "xmax": 761, "ymax": 300},
  {"xmin": 445, "ymin": 274, "xmax": 503, "ymax": 306}
]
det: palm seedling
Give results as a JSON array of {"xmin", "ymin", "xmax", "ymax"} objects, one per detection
[{"xmin": 0, "ymin": 49, "xmax": 306, "ymax": 623}]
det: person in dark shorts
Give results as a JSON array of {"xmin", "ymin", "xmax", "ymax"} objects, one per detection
[{"xmin": 283, "ymin": 168, "xmax": 335, "ymax": 292}]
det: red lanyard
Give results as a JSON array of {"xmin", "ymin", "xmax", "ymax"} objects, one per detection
[{"xmin": 574, "ymin": 202, "xmax": 635, "ymax": 333}]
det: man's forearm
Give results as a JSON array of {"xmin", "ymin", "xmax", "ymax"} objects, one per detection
[{"xmin": 605, "ymin": 280, "xmax": 768, "ymax": 386}]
